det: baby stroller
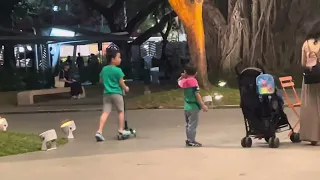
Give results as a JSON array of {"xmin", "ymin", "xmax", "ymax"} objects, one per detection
[{"xmin": 235, "ymin": 65, "xmax": 300, "ymax": 148}]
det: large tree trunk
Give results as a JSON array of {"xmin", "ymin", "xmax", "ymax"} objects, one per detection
[
  {"xmin": 203, "ymin": 0, "xmax": 320, "ymax": 75},
  {"xmin": 168, "ymin": 0, "xmax": 210, "ymax": 89}
]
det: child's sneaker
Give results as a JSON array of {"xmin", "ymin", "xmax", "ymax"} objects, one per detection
[
  {"xmin": 95, "ymin": 132, "xmax": 105, "ymax": 142},
  {"xmin": 71, "ymin": 96, "xmax": 78, "ymax": 99},
  {"xmin": 186, "ymin": 140, "xmax": 202, "ymax": 147},
  {"xmin": 118, "ymin": 129, "xmax": 131, "ymax": 136}
]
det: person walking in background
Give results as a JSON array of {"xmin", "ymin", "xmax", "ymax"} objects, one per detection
[
  {"xmin": 76, "ymin": 53, "xmax": 84, "ymax": 69},
  {"xmin": 76, "ymin": 53, "xmax": 85, "ymax": 82},
  {"xmin": 88, "ymin": 54, "xmax": 100, "ymax": 85},
  {"xmin": 66, "ymin": 56, "xmax": 72, "ymax": 66}
]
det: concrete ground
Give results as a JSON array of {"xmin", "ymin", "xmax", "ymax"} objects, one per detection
[{"xmin": 1, "ymin": 108, "xmax": 320, "ymax": 180}]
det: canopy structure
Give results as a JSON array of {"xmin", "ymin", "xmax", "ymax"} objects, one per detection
[
  {"xmin": 0, "ymin": 26, "xmax": 132, "ymax": 70},
  {"xmin": 0, "ymin": 35, "xmax": 131, "ymax": 44},
  {"xmin": 0, "ymin": 26, "xmax": 131, "ymax": 45}
]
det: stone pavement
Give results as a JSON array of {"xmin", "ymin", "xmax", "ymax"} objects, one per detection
[{"xmin": 1, "ymin": 108, "xmax": 320, "ymax": 180}]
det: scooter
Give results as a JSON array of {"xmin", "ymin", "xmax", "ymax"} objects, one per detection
[{"xmin": 117, "ymin": 81, "xmax": 137, "ymax": 140}]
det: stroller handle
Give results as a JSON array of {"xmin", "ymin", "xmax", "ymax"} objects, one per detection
[{"xmin": 235, "ymin": 61, "xmax": 266, "ymax": 75}]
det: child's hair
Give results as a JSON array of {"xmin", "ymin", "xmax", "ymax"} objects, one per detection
[
  {"xmin": 106, "ymin": 48, "xmax": 120, "ymax": 64},
  {"xmin": 184, "ymin": 63, "xmax": 197, "ymax": 76}
]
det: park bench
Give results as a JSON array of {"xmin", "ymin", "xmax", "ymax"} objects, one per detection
[{"xmin": 17, "ymin": 87, "xmax": 86, "ymax": 106}]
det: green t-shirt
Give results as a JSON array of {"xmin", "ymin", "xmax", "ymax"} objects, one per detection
[
  {"xmin": 183, "ymin": 87, "xmax": 201, "ymax": 110},
  {"xmin": 100, "ymin": 65, "xmax": 125, "ymax": 95},
  {"xmin": 178, "ymin": 77, "xmax": 201, "ymax": 111}
]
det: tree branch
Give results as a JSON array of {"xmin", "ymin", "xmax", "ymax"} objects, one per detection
[
  {"xmin": 104, "ymin": 0, "xmax": 126, "ymax": 31},
  {"xmin": 81, "ymin": 0, "xmax": 126, "ymax": 32},
  {"xmin": 131, "ymin": 11, "xmax": 177, "ymax": 45},
  {"xmin": 81, "ymin": 0, "xmax": 109, "ymax": 20},
  {"xmin": 125, "ymin": 0, "xmax": 163, "ymax": 33}
]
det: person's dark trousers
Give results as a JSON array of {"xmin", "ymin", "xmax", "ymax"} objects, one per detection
[
  {"xmin": 78, "ymin": 66, "xmax": 85, "ymax": 82},
  {"xmin": 65, "ymin": 82, "xmax": 83, "ymax": 96},
  {"xmin": 143, "ymin": 69, "xmax": 151, "ymax": 85},
  {"xmin": 89, "ymin": 64, "xmax": 100, "ymax": 85}
]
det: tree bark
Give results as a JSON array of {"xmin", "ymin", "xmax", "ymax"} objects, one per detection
[
  {"xmin": 203, "ymin": 0, "xmax": 320, "ymax": 74},
  {"xmin": 168, "ymin": 0, "xmax": 210, "ymax": 89}
]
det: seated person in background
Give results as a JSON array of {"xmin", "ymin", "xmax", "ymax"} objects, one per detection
[{"xmin": 59, "ymin": 63, "xmax": 84, "ymax": 99}]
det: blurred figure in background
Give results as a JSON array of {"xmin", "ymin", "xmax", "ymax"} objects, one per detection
[
  {"xmin": 88, "ymin": 54, "xmax": 100, "ymax": 85},
  {"xmin": 76, "ymin": 53, "xmax": 85, "ymax": 82}
]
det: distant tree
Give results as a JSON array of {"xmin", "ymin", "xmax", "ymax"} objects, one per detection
[
  {"xmin": 81, "ymin": 0, "xmax": 177, "ymax": 45},
  {"xmin": 168, "ymin": 0, "xmax": 210, "ymax": 88}
]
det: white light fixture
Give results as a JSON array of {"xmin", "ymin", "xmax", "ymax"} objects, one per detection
[
  {"xmin": 39, "ymin": 129, "xmax": 58, "ymax": 151},
  {"xmin": 26, "ymin": 45, "xmax": 32, "ymax": 51},
  {"xmin": 202, "ymin": 95, "xmax": 213, "ymax": 106},
  {"xmin": 18, "ymin": 46, "xmax": 25, "ymax": 53},
  {"xmin": 218, "ymin": 81, "xmax": 227, "ymax": 87},
  {"xmin": 0, "ymin": 117, "xmax": 8, "ymax": 131},
  {"xmin": 60, "ymin": 120, "xmax": 76, "ymax": 139},
  {"xmin": 50, "ymin": 28, "xmax": 75, "ymax": 37},
  {"xmin": 214, "ymin": 94, "xmax": 223, "ymax": 100},
  {"xmin": 53, "ymin": 6, "xmax": 58, "ymax": 12}
]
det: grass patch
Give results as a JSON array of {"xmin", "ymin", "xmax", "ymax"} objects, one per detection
[
  {"xmin": 126, "ymin": 87, "xmax": 240, "ymax": 109},
  {"xmin": 0, "ymin": 131, "xmax": 68, "ymax": 157}
]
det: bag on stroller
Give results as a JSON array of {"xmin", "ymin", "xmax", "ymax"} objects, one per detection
[{"xmin": 235, "ymin": 66, "xmax": 300, "ymax": 148}]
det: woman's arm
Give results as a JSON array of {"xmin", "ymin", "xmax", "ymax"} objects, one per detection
[
  {"xmin": 59, "ymin": 70, "xmax": 71, "ymax": 83},
  {"xmin": 301, "ymin": 41, "xmax": 307, "ymax": 67}
]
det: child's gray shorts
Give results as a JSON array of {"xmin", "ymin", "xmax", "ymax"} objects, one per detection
[{"xmin": 103, "ymin": 94, "xmax": 124, "ymax": 113}]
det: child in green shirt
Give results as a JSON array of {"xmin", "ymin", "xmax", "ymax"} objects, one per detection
[
  {"xmin": 178, "ymin": 63, "xmax": 208, "ymax": 147},
  {"xmin": 95, "ymin": 48, "xmax": 130, "ymax": 142}
]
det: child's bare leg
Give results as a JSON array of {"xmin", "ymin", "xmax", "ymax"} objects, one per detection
[
  {"xmin": 97, "ymin": 112, "xmax": 109, "ymax": 134},
  {"xmin": 114, "ymin": 94, "xmax": 130, "ymax": 135},
  {"xmin": 95, "ymin": 96, "xmax": 112, "ymax": 141},
  {"xmin": 118, "ymin": 111, "xmax": 125, "ymax": 131}
]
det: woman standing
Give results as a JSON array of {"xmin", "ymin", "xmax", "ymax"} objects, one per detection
[{"xmin": 300, "ymin": 33, "xmax": 320, "ymax": 145}]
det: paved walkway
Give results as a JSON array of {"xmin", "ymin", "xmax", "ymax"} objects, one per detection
[{"xmin": 1, "ymin": 108, "xmax": 320, "ymax": 180}]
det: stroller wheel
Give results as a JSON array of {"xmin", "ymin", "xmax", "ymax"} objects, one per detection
[
  {"xmin": 264, "ymin": 137, "xmax": 270, "ymax": 143},
  {"xmin": 268, "ymin": 137, "xmax": 280, "ymax": 148},
  {"xmin": 311, "ymin": 141, "xmax": 318, "ymax": 146},
  {"xmin": 290, "ymin": 133, "xmax": 301, "ymax": 143},
  {"xmin": 241, "ymin": 137, "xmax": 252, "ymax": 148}
]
